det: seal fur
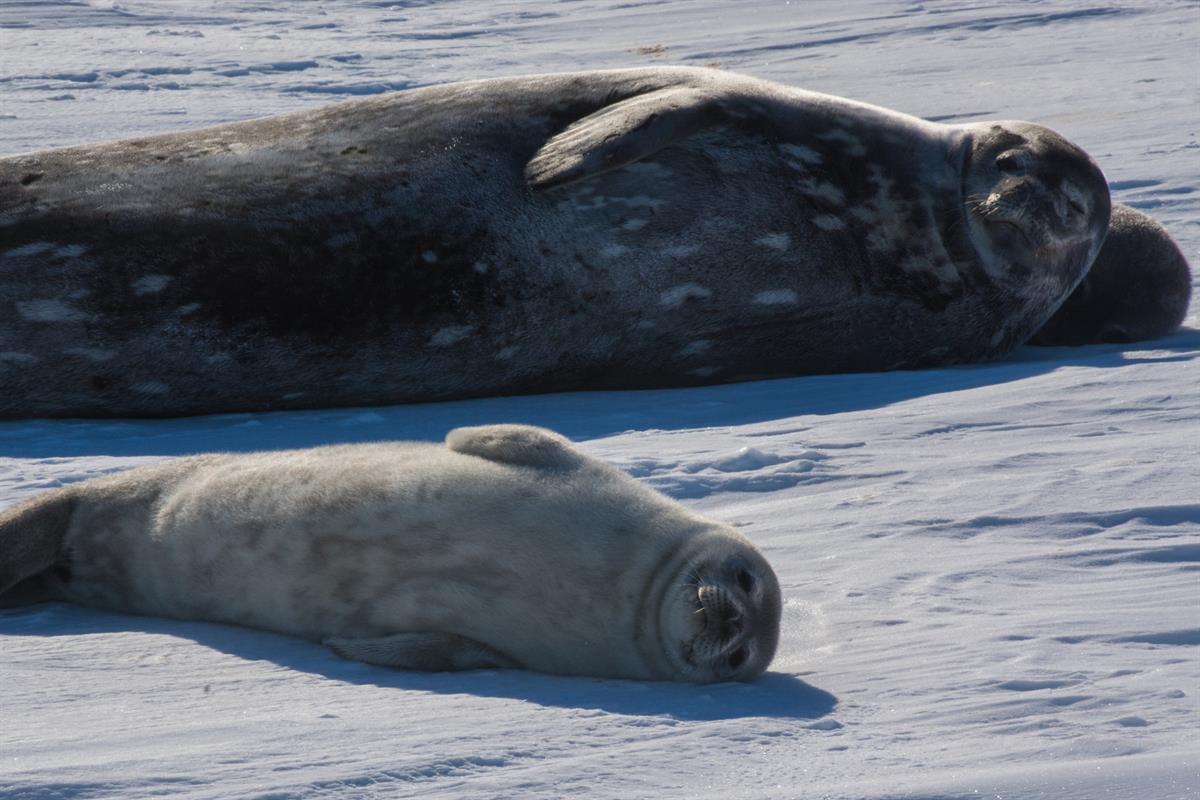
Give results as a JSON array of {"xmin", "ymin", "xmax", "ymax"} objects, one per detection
[
  {"xmin": 0, "ymin": 424, "xmax": 782, "ymax": 683},
  {"xmin": 1030, "ymin": 203, "xmax": 1192, "ymax": 345},
  {"xmin": 0, "ymin": 67, "xmax": 1111, "ymax": 417}
]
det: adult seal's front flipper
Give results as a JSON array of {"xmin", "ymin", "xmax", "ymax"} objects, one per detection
[{"xmin": 525, "ymin": 86, "xmax": 751, "ymax": 189}]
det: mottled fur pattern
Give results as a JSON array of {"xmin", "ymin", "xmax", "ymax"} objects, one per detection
[
  {"xmin": 1, "ymin": 67, "xmax": 1109, "ymax": 418},
  {"xmin": 0, "ymin": 425, "xmax": 782, "ymax": 682}
]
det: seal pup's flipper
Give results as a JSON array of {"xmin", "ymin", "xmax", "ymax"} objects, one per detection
[
  {"xmin": 445, "ymin": 424, "xmax": 584, "ymax": 470},
  {"xmin": 526, "ymin": 86, "xmax": 745, "ymax": 189},
  {"xmin": 324, "ymin": 632, "xmax": 518, "ymax": 671},
  {"xmin": 0, "ymin": 488, "xmax": 77, "ymax": 600}
]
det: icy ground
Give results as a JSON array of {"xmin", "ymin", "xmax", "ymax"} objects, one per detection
[{"xmin": 1, "ymin": 1, "xmax": 1197, "ymax": 798}]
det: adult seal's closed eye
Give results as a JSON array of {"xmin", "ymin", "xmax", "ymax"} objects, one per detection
[
  {"xmin": 0, "ymin": 424, "xmax": 783, "ymax": 683},
  {"xmin": 0, "ymin": 67, "xmax": 1111, "ymax": 418}
]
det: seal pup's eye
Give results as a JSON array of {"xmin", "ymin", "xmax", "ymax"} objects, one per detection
[
  {"xmin": 728, "ymin": 647, "xmax": 748, "ymax": 670},
  {"xmin": 736, "ymin": 568, "xmax": 755, "ymax": 594}
]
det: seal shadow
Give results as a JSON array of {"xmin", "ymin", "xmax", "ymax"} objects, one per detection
[
  {"xmin": 1, "ymin": 328, "xmax": 1196, "ymax": 459},
  {"xmin": 1, "ymin": 604, "xmax": 838, "ymax": 722}
]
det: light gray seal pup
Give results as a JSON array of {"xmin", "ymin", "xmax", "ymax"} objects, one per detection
[
  {"xmin": 1030, "ymin": 203, "xmax": 1191, "ymax": 346},
  {"xmin": 0, "ymin": 67, "xmax": 1111, "ymax": 418},
  {"xmin": 0, "ymin": 424, "xmax": 783, "ymax": 683}
]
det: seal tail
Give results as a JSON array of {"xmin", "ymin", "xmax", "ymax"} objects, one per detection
[{"xmin": 0, "ymin": 488, "xmax": 78, "ymax": 606}]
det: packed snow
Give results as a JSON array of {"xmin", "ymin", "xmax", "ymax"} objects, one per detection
[{"xmin": 1, "ymin": 1, "xmax": 1197, "ymax": 798}]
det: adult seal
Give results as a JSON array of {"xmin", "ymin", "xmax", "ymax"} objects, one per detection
[
  {"xmin": 0, "ymin": 67, "xmax": 1111, "ymax": 418},
  {"xmin": 1030, "ymin": 203, "xmax": 1191, "ymax": 346},
  {"xmin": 0, "ymin": 424, "xmax": 783, "ymax": 683}
]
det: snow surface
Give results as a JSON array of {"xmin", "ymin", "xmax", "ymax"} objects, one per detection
[{"xmin": 1, "ymin": 1, "xmax": 1198, "ymax": 798}]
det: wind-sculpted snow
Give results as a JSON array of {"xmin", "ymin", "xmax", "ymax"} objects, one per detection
[{"xmin": 1, "ymin": 1, "xmax": 1197, "ymax": 799}]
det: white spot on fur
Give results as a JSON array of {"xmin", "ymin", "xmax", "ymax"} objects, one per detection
[
  {"xmin": 176, "ymin": 303, "xmax": 202, "ymax": 316},
  {"xmin": 495, "ymin": 346, "xmax": 518, "ymax": 360},
  {"xmin": 64, "ymin": 347, "xmax": 115, "ymax": 362},
  {"xmin": 755, "ymin": 233, "xmax": 790, "ymax": 251},
  {"xmin": 680, "ymin": 340, "xmax": 712, "ymax": 356},
  {"xmin": 659, "ymin": 283, "xmax": 711, "ymax": 308},
  {"xmin": 812, "ymin": 215, "xmax": 846, "ymax": 231},
  {"xmin": 779, "ymin": 143, "xmax": 823, "ymax": 165},
  {"xmin": 428, "ymin": 325, "xmax": 475, "ymax": 347},
  {"xmin": 990, "ymin": 329, "xmax": 1006, "ymax": 347},
  {"xmin": 132, "ymin": 274, "xmax": 171, "ymax": 295},
  {"xmin": 862, "ymin": 164, "xmax": 913, "ymax": 254},
  {"xmin": 601, "ymin": 243, "xmax": 629, "ymax": 258},
  {"xmin": 16, "ymin": 299, "xmax": 88, "ymax": 322},
  {"xmin": 282, "ymin": 391, "xmax": 306, "ymax": 400},
  {"xmin": 5, "ymin": 241, "xmax": 54, "ymax": 258},
  {"xmin": 472, "ymin": 260, "xmax": 489, "ymax": 274},
  {"xmin": 754, "ymin": 289, "xmax": 799, "ymax": 305},
  {"xmin": 850, "ymin": 206, "xmax": 878, "ymax": 223},
  {"xmin": 133, "ymin": 381, "xmax": 169, "ymax": 394},
  {"xmin": 55, "ymin": 244, "xmax": 87, "ymax": 258},
  {"xmin": 622, "ymin": 218, "xmax": 648, "ymax": 231},
  {"xmin": 0, "ymin": 351, "xmax": 37, "ymax": 363},
  {"xmin": 421, "ymin": 250, "xmax": 438, "ymax": 264},
  {"xmin": 797, "ymin": 180, "xmax": 845, "ymax": 205},
  {"xmin": 665, "ymin": 244, "xmax": 700, "ymax": 258}
]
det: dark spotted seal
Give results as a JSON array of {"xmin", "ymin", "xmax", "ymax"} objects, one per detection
[
  {"xmin": 1030, "ymin": 203, "xmax": 1191, "ymax": 346},
  {"xmin": 0, "ymin": 67, "xmax": 1110, "ymax": 418},
  {"xmin": 0, "ymin": 424, "xmax": 782, "ymax": 682}
]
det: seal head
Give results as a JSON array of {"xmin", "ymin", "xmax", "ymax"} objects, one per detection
[
  {"xmin": 653, "ymin": 533, "xmax": 782, "ymax": 682},
  {"xmin": 1030, "ymin": 203, "xmax": 1192, "ymax": 345},
  {"xmin": 961, "ymin": 121, "xmax": 1111, "ymax": 304}
]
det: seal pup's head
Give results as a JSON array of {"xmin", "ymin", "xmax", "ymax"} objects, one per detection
[
  {"xmin": 960, "ymin": 121, "xmax": 1110, "ymax": 298},
  {"xmin": 654, "ymin": 532, "xmax": 782, "ymax": 683},
  {"xmin": 447, "ymin": 424, "xmax": 783, "ymax": 683},
  {"xmin": 1030, "ymin": 203, "xmax": 1192, "ymax": 346}
]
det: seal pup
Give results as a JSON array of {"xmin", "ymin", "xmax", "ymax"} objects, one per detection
[
  {"xmin": 0, "ymin": 424, "xmax": 782, "ymax": 683},
  {"xmin": 0, "ymin": 67, "xmax": 1110, "ymax": 418},
  {"xmin": 1030, "ymin": 203, "xmax": 1192, "ymax": 346}
]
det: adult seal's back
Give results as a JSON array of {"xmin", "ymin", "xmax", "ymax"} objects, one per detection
[{"xmin": 0, "ymin": 67, "xmax": 1111, "ymax": 418}]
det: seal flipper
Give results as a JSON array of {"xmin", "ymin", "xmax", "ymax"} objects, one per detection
[
  {"xmin": 445, "ymin": 424, "xmax": 583, "ymax": 470},
  {"xmin": 0, "ymin": 488, "xmax": 78, "ymax": 601},
  {"xmin": 324, "ymin": 632, "xmax": 518, "ymax": 671},
  {"xmin": 526, "ymin": 86, "xmax": 739, "ymax": 189}
]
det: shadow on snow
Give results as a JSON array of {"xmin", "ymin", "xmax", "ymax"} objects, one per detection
[{"xmin": 0, "ymin": 603, "xmax": 838, "ymax": 722}]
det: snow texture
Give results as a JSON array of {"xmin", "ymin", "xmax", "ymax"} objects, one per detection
[{"xmin": 1, "ymin": 1, "xmax": 1197, "ymax": 798}]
